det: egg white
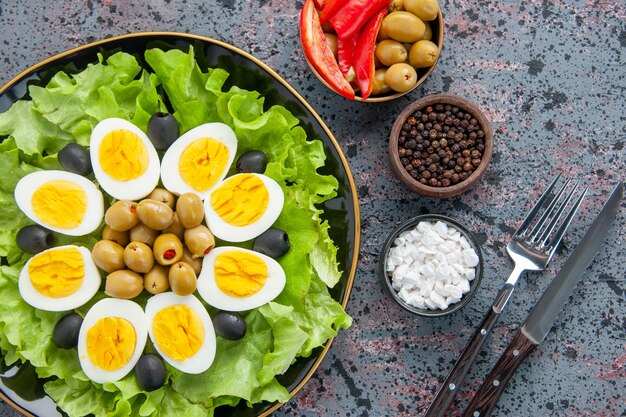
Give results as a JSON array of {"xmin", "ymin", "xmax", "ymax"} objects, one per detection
[
  {"xmin": 90, "ymin": 118, "xmax": 160, "ymax": 200},
  {"xmin": 144, "ymin": 292, "xmax": 216, "ymax": 374},
  {"xmin": 77, "ymin": 298, "xmax": 148, "ymax": 384},
  {"xmin": 204, "ymin": 173, "xmax": 284, "ymax": 242},
  {"xmin": 197, "ymin": 246, "xmax": 286, "ymax": 311},
  {"xmin": 14, "ymin": 170, "xmax": 104, "ymax": 236},
  {"xmin": 160, "ymin": 122, "xmax": 238, "ymax": 199},
  {"xmin": 18, "ymin": 245, "xmax": 101, "ymax": 312}
]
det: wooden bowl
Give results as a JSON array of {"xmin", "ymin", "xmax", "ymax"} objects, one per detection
[
  {"xmin": 388, "ymin": 94, "xmax": 494, "ymax": 198},
  {"xmin": 302, "ymin": 9, "xmax": 444, "ymax": 103}
]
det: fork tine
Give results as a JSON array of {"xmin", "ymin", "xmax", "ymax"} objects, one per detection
[
  {"xmin": 543, "ymin": 186, "xmax": 588, "ymax": 263},
  {"xmin": 527, "ymin": 178, "xmax": 572, "ymax": 241},
  {"xmin": 513, "ymin": 175, "xmax": 562, "ymax": 237},
  {"xmin": 536, "ymin": 182, "xmax": 580, "ymax": 245}
]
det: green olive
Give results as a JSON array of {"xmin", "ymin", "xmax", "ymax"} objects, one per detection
[
  {"xmin": 374, "ymin": 53, "xmax": 384, "ymax": 69},
  {"xmin": 371, "ymin": 68, "xmax": 392, "ymax": 96},
  {"xmin": 184, "ymin": 225, "xmax": 215, "ymax": 258},
  {"xmin": 389, "ymin": 0, "xmax": 404, "ymax": 11},
  {"xmin": 105, "ymin": 201, "xmax": 139, "ymax": 232},
  {"xmin": 146, "ymin": 188, "xmax": 175, "ymax": 209},
  {"xmin": 404, "ymin": 0, "xmax": 439, "ymax": 21},
  {"xmin": 381, "ymin": 11, "xmax": 425, "ymax": 43},
  {"xmin": 168, "ymin": 262, "xmax": 197, "ymax": 296},
  {"xmin": 144, "ymin": 264, "xmax": 170, "ymax": 295},
  {"xmin": 129, "ymin": 223, "xmax": 159, "ymax": 246},
  {"xmin": 124, "ymin": 241, "xmax": 155, "ymax": 273},
  {"xmin": 409, "ymin": 40, "xmax": 440, "ymax": 68},
  {"xmin": 181, "ymin": 248, "xmax": 203, "ymax": 275},
  {"xmin": 375, "ymin": 40, "xmax": 408, "ymax": 66},
  {"xmin": 105, "ymin": 270, "xmax": 144, "ymax": 299},
  {"xmin": 153, "ymin": 233, "xmax": 184, "ymax": 265},
  {"xmin": 377, "ymin": 25, "xmax": 390, "ymax": 42},
  {"xmin": 136, "ymin": 199, "xmax": 174, "ymax": 231},
  {"xmin": 91, "ymin": 240, "xmax": 125, "ymax": 273},
  {"xmin": 102, "ymin": 225, "xmax": 130, "ymax": 247},
  {"xmin": 162, "ymin": 213, "xmax": 185, "ymax": 241},
  {"xmin": 176, "ymin": 193, "xmax": 204, "ymax": 229},
  {"xmin": 324, "ymin": 33, "xmax": 338, "ymax": 61},
  {"xmin": 384, "ymin": 63, "xmax": 418, "ymax": 93},
  {"xmin": 422, "ymin": 22, "xmax": 433, "ymax": 40}
]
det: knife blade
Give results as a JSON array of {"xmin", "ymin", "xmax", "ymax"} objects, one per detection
[{"xmin": 462, "ymin": 181, "xmax": 623, "ymax": 417}]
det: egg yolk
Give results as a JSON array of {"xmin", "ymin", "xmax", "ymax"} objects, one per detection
[
  {"xmin": 210, "ymin": 174, "xmax": 269, "ymax": 227},
  {"xmin": 214, "ymin": 251, "xmax": 268, "ymax": 297},
  {"xmin": 152, "ymin": 305, "xmax": 204, "ymax": 361},
  {"xmin": 98, "ymin": 129, "xmax": 149, "ymax": 181},
  {"xmin": 179, "ymin": 138, "xmax": 230, "ymax": 192},
  {"xmin": 31, "ymin": 180, "xmax": 87, "ymax": 229},
  {"xmin": 28, "ymin": 247, "xmax": 84, "ymax": 297},
  {"xmin": 86, "ymin": 317, "xmax": 136, "ymax": 371}
]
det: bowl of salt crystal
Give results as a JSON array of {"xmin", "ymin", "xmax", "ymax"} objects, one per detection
[{"xmin": 380, "ymin": 214, "xmax": 483, "ymax": 317}]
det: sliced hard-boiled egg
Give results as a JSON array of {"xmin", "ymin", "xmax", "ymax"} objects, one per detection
[
  {"xmin": 90, "ymin": 118, "xmax": 160, "ymax": 200},
  {"xmin": 14, "ymin": 170, "xmax": 104, "ymax": 236},
  {"xmin": 78, "ymin": 298, "xmax": 147, "ymax": 384},
  {"xmin": 160, "ymin": 123, "xmax": 237, "ymax": 199},
  {"xmin": 18, "ymin": 245, "xmax": 101, "ymax": 311},
  {"xmin": 197, "ymin": 246, "xmax": 286, "ymax": 311},
  {"xmin": 145, "ymin": 292, "xmax": 216, "ymax": 374},
  {"xmin": 204, "ymin": 173, "xmax": 284, "ymax": 242}
]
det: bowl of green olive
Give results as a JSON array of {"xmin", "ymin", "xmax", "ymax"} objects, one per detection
[{"xmin": 299, "ymin": 0, "xmax": 444, "ymax": 102}]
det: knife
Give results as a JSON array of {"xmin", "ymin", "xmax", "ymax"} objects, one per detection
[{"xmin": 461, "ymin": 181, "xmax": 623, "ymax": 417}]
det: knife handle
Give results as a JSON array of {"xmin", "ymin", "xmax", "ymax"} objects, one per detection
[
  {"xmin": 423, "ymin": 284, "xmax": 515, "ymax": 417},
  {"xmin": 462, "ymin": 329, "xmax": 538, "ymax": 417}
]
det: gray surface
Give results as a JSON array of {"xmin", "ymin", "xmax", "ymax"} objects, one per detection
[{"xmin": 0, "ymin": 0, "xmax": 624, "ymax": 416}]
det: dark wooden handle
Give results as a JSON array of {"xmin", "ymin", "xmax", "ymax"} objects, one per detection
[
  {"xmin": 462, "ymin": 329, "xmax": 538, "ymax": 417},
  {"xmin": 423, "ymin": 284, "xmax": 515, "ymax": 417}
]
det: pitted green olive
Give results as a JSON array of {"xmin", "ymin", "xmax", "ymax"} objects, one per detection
[
  {"xmin": 409, "ymin": 40, "xmax": 440, "ymax": 68},
  {"xmin": 130, "ymin": 223, "xmax": 159, "ymax": 246},
  {"xmin": 375, "ymin": 40, "xmax": 408, "ymax": 66},
  {"xmin": 381, "ymin": 12, "xmax": 425, "ymax": 43},
  {"xmin": 184, "ymin": 225, "xmax": 215, "ymax": 258},
  {"xmin": 168, "ymin": 262, "xmax": 197, "ymax": 296},
  {"xmin": 136, "ymin": 199, "xmax": 174, "ymax": 231},
  {"xmin": 105, "ymin": 201, "xmax": 139, "ymax": 232},
  {"xmin": 146, "ymin": 188, "xmax": 175, "ymax": 209},
  {"xmin": 124, "ymin": 241, "xmax": 155, "ymax": 273},
  {"xmin": 372, "ymin": 69, "xmax": 392, "ymax": 96},
  {"xmin": 404, "ymin": 0, "xmax": 439, "ymax": 21},
  {"xmin": 105, "ymin": 270, "xmax": 144, "ymax": 299},
  {"xmin": 181, "ymin": 248, "xmax": 202, "ymax": 275},
  {"xmin": 102, "ymin": 225, "xmax": 130, "ymax": 247},
  {"xmin": 389, "ymin": 0, "xmax": 404, "ymax": 12},
  {"xmin": 162, "ymin": 213, "xmax": 185, "ymax": 241},
  {"xmin": 91, "ymin": 240, "xmax": 125, "ymax": 273},
  {"xmin": 153, "ymin": 233, "xmax": 183, "ymax": 265},
  {"xmin": 176, "ymin": 193, "xmax": 204, "ymax": 229},
  {"xmin": 144, "ymin": 264, "xmax": 170, "ymax": 295},
  {"xmin": 422, "ymin": 22, "xmax": 433, "ymax": 41},
  {"xmin": 385, "ymin": 63, "xmax": 418, "ymax": 93}
]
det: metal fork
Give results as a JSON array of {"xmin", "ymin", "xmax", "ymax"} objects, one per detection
[{"xmin": 423, "ymin": 176, "xmax": 587, "ymax": 417}]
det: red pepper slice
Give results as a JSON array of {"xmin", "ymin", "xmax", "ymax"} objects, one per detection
[
  {"xmin": 337, "ymin": 34, "xmax": 357, "ymax": 75},
  {"xmin": 318, "ymin": 0, "xmax": 346, "ymax": 24},
  {"xmin": 300, "ymin": 0, "xmax": 355, "ymax": 100},
  {"xmin": 329, "ymin": 0, "xmax": 390, "ymax": 40},
  {"xmin": 313, "ymin": 0, "xmax": 327, "ymax": 10},
  {"xmin": 353, "ymin": 6, "xmax": 387, "ymax": 99}
]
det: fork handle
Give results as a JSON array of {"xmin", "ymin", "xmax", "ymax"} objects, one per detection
[
  {"xmin": 462, "ymin": 329, "xmax": 538, "ymax": 417},
  {"xmin": 423, "ymin": 284, "xmax": 515, "ymax": 417}
]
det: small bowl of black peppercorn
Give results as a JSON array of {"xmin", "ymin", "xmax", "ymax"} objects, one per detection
[{"xmin": 389, "ymin": 94, "xmax": 493, "ymax": 198}]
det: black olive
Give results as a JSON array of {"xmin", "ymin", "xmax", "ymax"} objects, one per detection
[
  {"xmin": 16, "ymin": 225, "xmax": 54, "ymax": 254},
  {"xmin": 135, "ymin": 354, "xmax": 167, "ymax": 392},
  {"xmin": 253, "ymin": 228, "xmax": 290, "ymax": 259},
  {"xmin": 212, "ymin": 311, "xmax": 247, "ymax": 341},
  {"xmin": 53, "ymin": 313, "xmax": 83, "ymax": 349},
  {"xmin": 236, "ymin": 150, "xmax": 268, "ymax": 174},
  {"xmin": 147, "ymin": 112, "xmax": 179, "ymax": 150},
  {"xmin": 58, "ymin": 143, "xmax": 92, "ymax": 176}
]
